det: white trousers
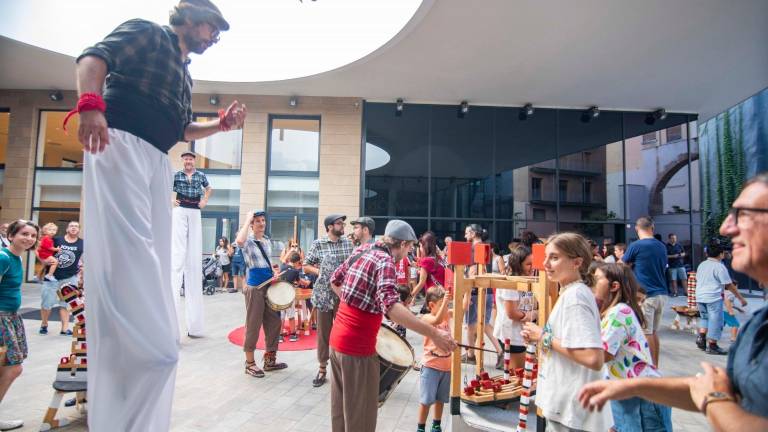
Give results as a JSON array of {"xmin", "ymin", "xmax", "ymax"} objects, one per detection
[
  {"xmin": 84, "ymin": 129, "xmax": 179, "ymax": 432},
  {"xmin": 171, "ymin": 206, "xmax": 205, "ymax": 336}
]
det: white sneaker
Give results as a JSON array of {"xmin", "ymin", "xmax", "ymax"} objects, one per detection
[
  {"xmin": 44, "ymin": 275, "xmax": 58, "ymax": 282},
  {"xmin": 0, "ymin": 419, "xmax": 23, "ymax": 431}
]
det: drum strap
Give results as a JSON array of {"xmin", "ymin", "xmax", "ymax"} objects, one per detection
[{"xmin": 254, "ymin": 240, "xmax": 272, "ymax": 269}]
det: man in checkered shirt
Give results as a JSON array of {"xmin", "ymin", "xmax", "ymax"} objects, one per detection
[
  {"xmin": 171, "ymin": 151, "xmax": 212, "ymax": 339},
  {"xmin": 327, "ymin": 220, "xmax": 457, "ymax": 431},
  {"xmin": 303, "ymin": 214, "xmax": 353, "ymax": 387}
]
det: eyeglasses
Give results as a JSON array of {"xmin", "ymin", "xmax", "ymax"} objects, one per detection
[
  {"xmin": 205, "ymin": 22, "xmax": 220, "ymax": 44},
  {"xmin": 726, "ymin": 206, "xmax": 768, "ymax": 225}
]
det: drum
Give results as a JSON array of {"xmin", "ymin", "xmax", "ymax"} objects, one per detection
[
  {"xmin": 376, "ymin": 324, "xmax": 415, "ymax": 407},
  {"xmin": 266, "ymin": 281, "xmax": 296, "ymax": 311}
]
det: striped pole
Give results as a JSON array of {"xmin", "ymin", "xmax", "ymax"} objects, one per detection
[
  {"xmin": 687, "ymin": 271, "xmax": 697, "ymax": 309},
  {"xmin": 504, "ymin": 338, "xmax": 511, "ymax": 382},
  {"xmin": 516, "ymin": 342, "xmax": 537, "ymax": 432}
]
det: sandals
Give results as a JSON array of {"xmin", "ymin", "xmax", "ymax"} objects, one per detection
[
  {"xmin": 312, "ymin": 367, "xmax": 327, "ymax": 387},
  {"xmin": 245, "ymin": 361, "xmax": 265, "ymax": 378}
]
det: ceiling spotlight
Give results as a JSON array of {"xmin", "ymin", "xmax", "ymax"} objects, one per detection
[
  {"xmin": 581, "ymin": 106, "xmax": 600, "ymax": 122},
  {"xmin": 519, "ymin": 103, "xmax": 535, "ymax": 120},
  {"xmin": 209, "ymin": 95, "xmax": 219, "ymax": 106},
  {"xmin": 289, "ymin": 96, "xmax": 298, "ymax": 108},
  {"xmin": 458, "ymin": 101, "xmax": 469, "ymax": 118},
  {"xmin": 653, "ymin": 108, "xmax": 667, "ymax": 121},
  {"xmin": 395, "ymin": 98, "xmax": 404, "ymax": 117},
  {"xmin": 49, "ymin": 91, "xmax": 63, "ymax": 102}
]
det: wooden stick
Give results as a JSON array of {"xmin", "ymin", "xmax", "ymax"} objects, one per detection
[
  {"xmin": 457, "ymin": 343, "xmax": 497, "ymax": 354},
  {"xmin": 253, "ymin": 270, "xmax": 287, "ymax": 290}
]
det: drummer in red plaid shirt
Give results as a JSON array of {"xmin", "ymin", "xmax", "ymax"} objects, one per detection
[{"xmin": 328, "ymin": 219, "xmax": 457, "ymax": 432}]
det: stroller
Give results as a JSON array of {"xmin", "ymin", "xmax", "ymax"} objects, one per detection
[{"xmin": 201, "ymin": 255, "xmax": 221, "ymax": 295}]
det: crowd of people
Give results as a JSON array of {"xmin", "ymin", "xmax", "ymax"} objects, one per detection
[{"xmin": 0, "ymin": 1, "xmax": 764, "ymax": 430}]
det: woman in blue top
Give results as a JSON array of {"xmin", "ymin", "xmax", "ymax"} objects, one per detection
[{"xmin": 0, "ymin": 219, "xmax": 39, "ymax": 430}]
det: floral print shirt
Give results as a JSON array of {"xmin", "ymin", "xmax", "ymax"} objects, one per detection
[{"xmin": 600, "ymin": 303, "xmax": 661, "ymax": 379}]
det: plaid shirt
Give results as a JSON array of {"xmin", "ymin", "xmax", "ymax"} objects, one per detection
[
  {"xmin": 242, "ymin": 235, "xmax": 273, "ymax": 269},
  {"xmin": 173, "ymin": 170, "xmax": 210, "ymax": 200},
  {"xmin": 78, "ymin": 19, "xmax": 193, "ymax": 149},
  {"xmin": 330, "ymin": 242, "xmax": 400, "ymax": 315},
  {"xmin": 305, "ymin": 236, "xmax": 353, "ymax": 312}
]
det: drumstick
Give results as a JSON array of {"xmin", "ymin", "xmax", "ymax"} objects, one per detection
[
  {"xmin": 457, "ymin": 343, "xmax": 497, "ymax": 354},
  {"xmin": 254, "ymin": 270, "xmax": 287, "ymax": 290}
]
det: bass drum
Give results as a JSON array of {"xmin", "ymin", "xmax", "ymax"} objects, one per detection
[
  {"xmin": 376, "ymin": 323, "xmax": 415, "ymax": 407},
  {"xmin": 266, "ymin": 281, "xmax": 296, "ymax": 311}
]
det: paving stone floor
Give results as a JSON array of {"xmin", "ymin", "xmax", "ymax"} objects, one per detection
[{"xmin": 4, "ymin": 283, "xmax": 763, "ymax": 431}]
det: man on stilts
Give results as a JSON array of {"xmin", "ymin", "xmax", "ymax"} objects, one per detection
[
  {"xmin": 172, "ymin": 151, "xmax": 212, "ymax": 338},
  {"xmin": 71, "ymin": 1, "xmax": 246, "ymax": 430}
]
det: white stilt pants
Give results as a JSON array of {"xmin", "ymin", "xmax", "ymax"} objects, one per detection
[
  {"xmin": 84, "ymin": 129, "xmax": 179, "ymax": 432},
  {"xmin": 171, "ymin": 206, "xmax": 205, "ymax": 336}
]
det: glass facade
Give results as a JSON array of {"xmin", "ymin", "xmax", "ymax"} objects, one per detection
[
  {"xmin": 266, "ymin": 116, "xmax": 321, "ymax": 256},
  {"xmin": 363, "ymin": 102, "xmax": 700, "ymax": 266}
]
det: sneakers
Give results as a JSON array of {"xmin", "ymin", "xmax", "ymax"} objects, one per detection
[
  {"xmin": 39, "ymin": 326, "xmax": 48, "ymax": 335},
  {"xmin": 44, "ymin": 275, "xmax": 57, "ymax": 282},
  {"xmin": 289, "ymin": 333, "xmax": 298, "ymax": 342},
  {"xmin": 278, "ymin": 335, "xmax": 284, "ymax": 343},
  {"xmin": 431, "ymin": 424, "xmax": 443, "ymax": 432},
  {"xmin": 495, "ymin": 353, "xmax": 505, "ymax": 370},
  {"xmin": 706, "ymin": 343, "xmax": 728, "ymax": 355},
  {"xmin": 59, "ymin": 329, "xmax": 73, "ymax": 336},
  {"xmin": 0, "ymin": 419, "xmax": 23, "ymax": 431},
  {"xmin": 460, "ymin": 353, "xmax": 476, "ymax": 365},
  {"xmin": 696, "ymin": 334, "xmax": 707, "ymax": 351}
]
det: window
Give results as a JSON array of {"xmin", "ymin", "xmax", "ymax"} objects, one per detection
[
  {"xmin": 583, "ymin": 181, "xmax": 592, "ymax": 203},
  {"xmin": 36, "ymin": 111, "xmax": 83, "ymax": 168},
  {"xmin": 267, "ymin": 116, "xmax": 321, "ymax": 255},
  {"xmin": 559, "ymin": 180, "xmax": 568, "ymax": 202},
  {"xmin": 642, "ymin": 132, "xmax": 657, "ymax": 145},
  {"xmin": 192, "ymin": 114, "xmax": 243, "ymax": 170},
  {"xmin": 532, "ymin": 208, "xmax": 546, "ymax": 220},
  {"xmin": 666, "ymin": 125, "xmax": 683, "ymax": 142},
  {"xmin": 531, "ymin": 178, "xmax": 542, "ymax": 201},
  {"xmin": 269, "ymin": 118, "xmax": 320, "ymax": 173}
]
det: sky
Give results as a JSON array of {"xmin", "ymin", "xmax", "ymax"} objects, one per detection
[{"xmin": 0, "ymin": 0, "xmax": 422, "ymax": 82}]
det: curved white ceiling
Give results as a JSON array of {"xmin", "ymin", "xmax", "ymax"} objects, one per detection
[{"xmin": 0, "ymin": 0, "xmax": 424, "ymax": 82}]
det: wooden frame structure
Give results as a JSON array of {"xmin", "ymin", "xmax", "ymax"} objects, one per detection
[{"xmin": 448, "ymin": 242, "xmax": 559, "ymax": 417}]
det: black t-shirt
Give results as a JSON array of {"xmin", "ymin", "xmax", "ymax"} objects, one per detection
[
  {"xmin": 666, "ymin": 242, "xmax": 685, "ymax": 268},
  {"xmin": 53, "ymin": 237, "xmax": 84, "ymax": 280}
]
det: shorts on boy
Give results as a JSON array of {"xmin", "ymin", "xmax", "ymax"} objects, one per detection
[
  {"xmin": 641, "ymin": 295, "xmax": 668, "ymax": 335},
  {"xmin": 41, "ymin": 275, "xmax": 78, "ymax": 310},
  {"xmin": 419, "ymin": 366, "xmax": 450, "ymax": 405}
]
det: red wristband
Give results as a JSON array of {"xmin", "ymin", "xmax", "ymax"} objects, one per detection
[
  {"xmin": 62, "ymin": 93, "xmax": 106, "ymax": 132},
  {"xmin": 218, "ymin": 109, "xmax": 231, "ymax": 132}
]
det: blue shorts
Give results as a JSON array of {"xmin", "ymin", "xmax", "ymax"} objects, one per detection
[
  {"xmin": 667, "ymin": 267, "xmax": 687, "ymax": 282},
  {"xmin": 231, "ymin": 260, "xmax": 246, "ymax": 277},
  {"xmin": 724, "ymin": 312, "xmax": 740, "ymax": 328},
  {"xmin": 611, "ymin": 397, "xmax": 673, "ymax": 432},
  {"xmin": 41, "ymin": 275, "xmax": 78, "ymax": 310},
  {"xmin": 419, "ymin": 366, "xmax": 450, "ymax": 405},
  {"xmin": 465, "ymin": 290, "xmax": 493, "ymax": 325}
]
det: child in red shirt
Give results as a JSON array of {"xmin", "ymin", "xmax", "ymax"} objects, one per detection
[{"xmin": 37, "ymin": 223, "xmax": 60, "ymax": 282}]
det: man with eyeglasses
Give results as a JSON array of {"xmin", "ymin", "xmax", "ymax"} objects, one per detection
[
  {"xmin": 579, "ymin": 172, "xmax": 768, "ymax": 431},
  {"xmin": 71, "ymin": 1, "xmax": 245, "ymax": 430},
  {"xmin": 304, "ymin": 214, "xmax": 353, "ymax": 387}
]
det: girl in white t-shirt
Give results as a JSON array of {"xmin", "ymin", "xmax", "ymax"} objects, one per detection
[
  {"xmin": 493, "ymin": 245, "xmax": 536, "ymax": 371},
  {"xmin": 590, "ymin": 262, "xmax": 673, "ymax": 432},
  {"xmin": 521, "ymin": 232, "xmax": 608, "ymax": 432}
]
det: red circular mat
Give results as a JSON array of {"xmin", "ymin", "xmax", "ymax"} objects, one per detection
[{"xmin": 227, "ymin": 326, "xmax": 317, "ymax": 351}]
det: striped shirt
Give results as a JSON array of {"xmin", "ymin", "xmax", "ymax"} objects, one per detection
[
  {"xmin": 330, "ymin": 242, "xmax": 400, "ymax": 315},
  {"xmin": 242, "ymin": 235, "xmax": 273, "ymax": 269},
  {"xmin": 173, "ymin": 170, "xmax": 210, "ymax": 200}
]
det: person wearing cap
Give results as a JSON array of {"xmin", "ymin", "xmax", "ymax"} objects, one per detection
[
  {"xmin": 171, "ymin": 151, "xmax": 212, "ymax": 338},
  {"xmin": 328, "ymin": 220, "xmax": 457, "ymax": 431},
  {"xmin": 73, "ymin": 1, "xmax": 245, "ymax": 430},
  {"xmin": 350, "ymin": 217, "xmax": 375, "ymax": 246},
  {"xmin": 235, "ymin": 210, "xmax": 288, "ymax": 378},
  {"xmin": 303, "ymin": 214, "xmax": 354, "ymax": 387}
]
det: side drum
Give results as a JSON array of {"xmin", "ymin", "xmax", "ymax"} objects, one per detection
[
  {"xmin": 376, "ymin": 323, "xmax": 415, "ymax": 407},
  {"xmin": 266, "ymin": 281, "xmax": 296, "ymax": 311}
]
